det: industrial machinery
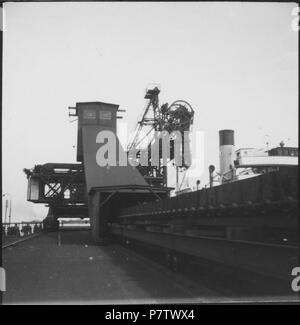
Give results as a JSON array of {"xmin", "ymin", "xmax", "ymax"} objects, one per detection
[
  {"xmin": 24, "ymin": 97, "xmax": 173, "ymax": 241},
  {"xmin": 127, "ymin": 85, "xmax": 194, "ymax": 190},
  {"xmin": 24, "ymin": 85, "xmax": 298, "ymax": 292},
  {"xmin": 24, "ymin": 163, "xmax": 87, "ymax": 228}
]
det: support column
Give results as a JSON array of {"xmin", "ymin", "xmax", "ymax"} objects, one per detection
[
  {"xmin": 43, "ymin": 206, "xmax": 59, "ymax": 231},
  {"xmin": 88, "ymin": 191, "xmax": 109, "ymax": 244}
]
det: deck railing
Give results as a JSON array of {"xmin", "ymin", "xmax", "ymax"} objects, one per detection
[{"xmin": 2, "ymin": 222, "xmax": 43, "ymax": 241}]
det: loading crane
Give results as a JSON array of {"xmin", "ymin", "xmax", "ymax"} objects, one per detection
[{"xmin": 127, "ymin": 84, "xmax": 195, "ymax": 191}]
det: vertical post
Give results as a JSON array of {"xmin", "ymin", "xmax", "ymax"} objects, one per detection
[
  {"xmin": 4, "ymin": 199, "xmax": 8, "ymax": 225},
  {"xmin": 89, "ymin": 191, "xmax": 108, "ymax": 244},
  {"xmin": 196, "ymin": 180, "xmax": 200, "ymax": 207},
  {"xmin": 209, "ymin": 165, "xmax": 215, "ymax": 188},
  {"xmin": 176, "ymin": 166, "xmax": 179, "ymax": 194},
  {"xmin": 163, "ymin": 166, "xmax": 168, "ymax": 187},
  {"xmin": 89, "ymin": 191, "xmax": 100, "ymax": 243},
  {"xmin": 8, "ymin": 197, "xmax": 11, "ymax": 224}
]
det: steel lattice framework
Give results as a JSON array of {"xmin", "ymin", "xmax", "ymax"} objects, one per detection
[{"xmin": 126, "ymin": 86, "xmax": 194, "ymax": 188}]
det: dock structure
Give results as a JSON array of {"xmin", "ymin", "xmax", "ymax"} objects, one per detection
[
  {"xmin": 24, "ymin": 101, "xmax": 171, "ymax": 243},
  {"xmin": 19, "ymin": 93, "xmax": 298, "ymax": 301}
]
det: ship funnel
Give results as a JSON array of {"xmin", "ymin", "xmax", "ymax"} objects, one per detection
[{"xmin": 219, "ymin": 130, "xmax": 235, "ymax": 183}]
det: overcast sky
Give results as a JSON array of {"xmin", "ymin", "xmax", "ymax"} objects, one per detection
[{"xmin": 2, "ymin": 2, "xmax": 298, "ymax": 222}]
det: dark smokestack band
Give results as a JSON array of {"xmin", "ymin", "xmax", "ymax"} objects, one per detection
[{"xmin": 219, "ymin": 130, "xmax": 234, "ymax": 146}]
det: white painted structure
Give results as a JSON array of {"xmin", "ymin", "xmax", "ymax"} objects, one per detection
[
  {"xmin": 236, "ymin": 155, "xmax": 298, "ymax": 168},
  {"xmin": 235, "ymin": 147, "xmax": 298, "ymax": 168},
  {"xmin": 219, "ymin": 130, "xmax": 235, "ymax": 183}
]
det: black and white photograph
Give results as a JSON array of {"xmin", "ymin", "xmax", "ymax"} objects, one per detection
[{"xmin": 0, "ymin": 1, "xmax": 299, "ymax": 306}]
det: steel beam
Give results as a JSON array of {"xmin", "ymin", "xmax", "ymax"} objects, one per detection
[{"xmin": 112, "ymin": 227, "xmax": 297, "ymax": 282}]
